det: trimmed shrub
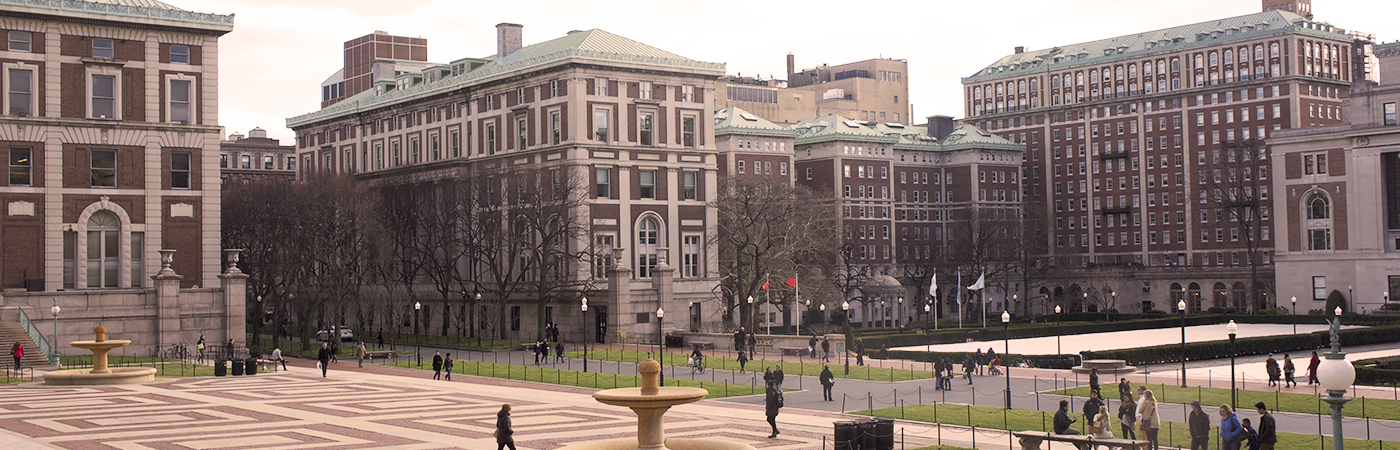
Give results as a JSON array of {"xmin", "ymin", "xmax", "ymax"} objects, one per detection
[{"xmin": 1326, "ymin": 289, "xmax": 1348, "ymax": 314}]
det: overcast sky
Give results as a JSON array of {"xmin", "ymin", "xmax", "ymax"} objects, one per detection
[{"xmin": 170, "ymin": 0, "xmax": 1398, "ymax": 143}]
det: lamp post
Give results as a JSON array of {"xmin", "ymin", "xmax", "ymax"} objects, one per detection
[
  {"xmin": 1179, "ymin": 299, "xmax": 1188, "ymax": 387},
  {"xmin": 656, "ymin": 307, "xmax": 665, "ymax": 387},
  {"xmin": 1292, "ymin": 296, "xmax": 1298, "ymax": 334},
  {"xmin": 1002, "ymin": 310, "xmax": 1011, "ymax": 409},
  {"xmin": 1054, "ymin": 305, "xmax": 1062, "ymax": 355},
  {"xmin": 1227, "ymin": 320, "xmax": 1238, "ymax": 410},
  {"xmin": 747, "ymin": 295, "xmax": 755, "ymax": 332},
  {"xmin": 897, "ymin": 297, "xmax": 903, "ymax": 329},
  {"xmin": 474, "ymin": 293, "xmax": 482, "ymax": 347},
  {"xmin": 50, "ymin": 299, "xmax": 60, "ymax": 366},
  {"xmin": 414, "ymin": 301, "xmax": 422, "ymax": 367},
  {"xmin": 255, "ymin": 295, "xmax": 262, "ymax": 346},
  {"xmin": 581, "ymin": 298, "xmax": 589, "ymax": 373},
  {"xmin": 842, "ymin": 300, "xmax": 850, "ymax": 375},
  {"xmin": 1317, "ymin": 306, "xmax": 1355, "ymax": 450},
  {"xmin": 880, "ymin": 299, "xmax": 886, "ymax": 328}
]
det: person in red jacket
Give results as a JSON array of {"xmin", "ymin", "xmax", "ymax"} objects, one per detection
[
  {"xmin": 1307, "ymin": 351, "xmax": 1321, "ymax": 385},
  {"xmin": 10, "ymin": 342, "xmax": 22, "ymax": 370}
]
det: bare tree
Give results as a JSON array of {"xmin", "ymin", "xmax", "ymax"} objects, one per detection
[
  {"xmin": 1004, "ymin": 197, "xmax": 1069, "ymax": 317},
  {"xmin": 948, "ymin": 204, "xmax": 1017, "ymax": 322},
  {"xmin": 1202, "ymin": 139, "xmax": 1274, "ymax": 310}
]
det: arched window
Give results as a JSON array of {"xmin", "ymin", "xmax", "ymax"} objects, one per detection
[
  {"xmin": 1018, "ymin": 80, "xmax": 1026, "ymax": 93},
  {"xmin": 1171, "ymin": 58, "xmax": 1180, "ymax": 72},
  {"xmin": 1306, "ymin": 191, "xmax": 1331, "ymax": 250},
  {"xmin": 974, "ymin": 87, "xmax": 982, "ymax": 100},
  {"xmin": 1270, "ymin": 43, "xmax": 1280, "ymax": 58},
  {"xmin": 1051, "ymin": 76, "xmax": 1061, "ymax": 89},
  {"xmin": 87, "ymin": 211, "xmax": 120, "ymax": 288},
  {"xmin": 636, "ymin": 217, "xmax": 660, "ymax": 278},
  {"xmin": 1255, "ymin": 45, "xmax": 1264, "ymax": 60}
]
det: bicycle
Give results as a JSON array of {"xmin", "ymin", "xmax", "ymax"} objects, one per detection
[{"xmin": 689, "ymin": 356, "xmax": 705, "ymax": 374}]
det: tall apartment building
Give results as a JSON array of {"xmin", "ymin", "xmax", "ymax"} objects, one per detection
[
  {"xmin": 1270, "ymin": 41, "xmax": 1400, "ymax": 314},
  {"xmin": 961, "ymin": 3, "xmax": 1359, "ymax": 314},
  {"xmin": 716, "ymin": 55, "xmax": 910, "ymax": 126},
  {"xmin": 219, "ymin": 127, "xmax": 296, "ymax": 189},
  {"xmin": 0, "ymin": 0, "xmax": 242, "ymax": 357},
  {"xmin": 320, "ymin": 31, "xmax": 432, "ymax": 108},
  {"xmin": 287, "ymin": 24, "xmax": 725, "ymax": 342}
]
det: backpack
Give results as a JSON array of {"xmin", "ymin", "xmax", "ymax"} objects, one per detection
[{"xmin": 776, "ymin": 391, "xmax": 784, "ymax": 408}]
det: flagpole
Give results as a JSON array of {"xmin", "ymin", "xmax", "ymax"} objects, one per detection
[
  {"xmin": 794, "ymin": 274, "xmax": 800, "ymax": 337},
  {"xmin": 957, "ymin": 271, "xmax": 963, "ymax": 329},
  {"xmin": 765, "ymin": 273, "xmax": 771, "ymax": 335}
]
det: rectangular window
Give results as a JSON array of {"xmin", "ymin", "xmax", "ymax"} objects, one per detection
[
  {"xmin": 485, "ymin": 124, "xmax": 496, "ymax": 154},
  {"xmin": 263, "ymin": 155, "xmax": 273, "ymax": 169},
  {"xmin": 595, "ymin": 78, "xmax": 608, "ymax": 96},
  {"xmin": 91, "ymin": 74, "xmax": 115, "ymax": 118},
  {"xmin": 218, "ymin": 154, "xmax": 228, "ymax": 168},
  {"xmin": 7, "ymin": 68, "xmax": 33, "ymax": 116},
  {"xmin": 639, "ymin": 81, "xmax": 652, "ymax": 100},
  {"xmin": 8, "ymin": 147, "xmax": 31, "ymax": 186},
  {"xmin": 640, "ymin": 170, "xmax": 655, "ymax": 199},
  {"xmin": 450, "ymin": 130, "xmax": 460, "ymax": 158},
  {"xmin": 430, "ymin": 134, "xmax": 440, "ymax": 160},
  {"xmin": 682, "ymin": 235, "xmax": 701, "ymax": 278},
  {"xmin": 639, "ymin": 112, "xmax": 654, "ymax": 145},
  {"xmin": 550, "ymin": 111, "xmax": 561, "ymax": 145},
  {"xmin": 410, "ymin": 138, "xmax": 420, "ymax": 163},
  {"xmin": 91, "ymin": 150, "xmax": 116, "ymax": 187},
  {"xmin": 169, "ymin": 79, "xmax": 191, "ymax": 123},
  {"xmin": 8, "ymin": 31, "xmax": 31, "ymax": 52},
  {"xmin": 171, "ymin": 152, "xmax": 190, "ymax": 189},
  {"xmin": 92, "ymin": 38, "xmax": 114, "ymax": 59},
  {"xmin": 596, "ymin": 168, "xmax": 610, "ymax": 198},
  {"xmin": 1385, "ymin": 102, "xmax": 1397, "ymax": 126},
  {"xmin": 682, "ymin": 116, "xmax": 696, "ymax": 147},
  {"xmin": 593, "ymin": 234, "xmax": 615, "ymax": 279},
  {"xmin": 1313, "ymin": 276, "xmax": 1327, "ymax": 301},
  {"xmin": 683, "ymin": 171, "xmax": 697, "ymax": 200},
  {"xmin": 517, "ymin": 117, "xmax": 527, "ymax": 150},
  {"xmin": 170, "ymin": 44, "xmax": 190, "ymax": 64},
  {"xmin": 594, "ymin": 110, "xmax": 609, "ymax": 142}
]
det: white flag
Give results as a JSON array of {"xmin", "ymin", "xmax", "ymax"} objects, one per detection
[
  {"xmin": 967, "ymin": 273, "xmax": 985, "ymax": 291},
  {"xmin": 929, "ymin": 274, "xmax": 937, "ymax": 297}
]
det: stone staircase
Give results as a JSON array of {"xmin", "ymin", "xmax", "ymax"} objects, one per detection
[{"xmin": 0, "ymin": 321, "xmax": 56, "ymax": 370}]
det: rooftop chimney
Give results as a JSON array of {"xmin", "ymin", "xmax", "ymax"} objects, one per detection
[
  {"xmin": 1014, "ymin": 46, "xmax": 1025, "ymax": 54},
  {"xmin": 786, "ymin": 52, "xmax": 795, "ymax": 82},
  {"xmin": 497, "ymin": 23, "xmax": 523, "ymax": 59},
  {"xmin": 927, "ymin": 115, "xmax": 955, "ymax": 140}
]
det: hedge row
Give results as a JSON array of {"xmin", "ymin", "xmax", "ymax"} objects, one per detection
[{"xmin": 1085, "ymin": 324, "xmax": 1400, "ymax": 365}]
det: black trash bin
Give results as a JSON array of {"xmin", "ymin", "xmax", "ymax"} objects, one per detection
[
  {"xmin": 872, "ymin": 418, "xmax": 894, "ymax": 450},
  {"xmin": 230, "ymin": 358, "xmax": 244, "ymax": 376},
  {"xmin": 213, "ymin": 360, "xmax": 226, "ymax": 377},
  {"xmin": 833, "ymin": 421, "xmax": 862, "ymax": 450},
  {"xmin": 857, "ymin": 420, "xmax": 877, "ymax": 450},
  {"xmin": 244, "ymin": 357, "xmax": 258, "ymax": 375}
]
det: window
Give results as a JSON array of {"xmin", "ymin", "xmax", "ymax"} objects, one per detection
[
  {"xmin": 779, "ymin": 162, "xmax": 788, "ymax": 175},
  {"xmin": 594, "ymin": 78, "xmax": 608, "ymax": 96},
  {"xmin": 595, "ymin": 168, "xmax": 610, "ymax": 198},
  {"xmin": 682, "ymin": 116, "xmax": 696, "ymax": 147},
  {"xmin": 1385, "ymin": 102, "xmax": 1397, "ymax": 126},
  {"xmin": 91, "ymin": 74, "xmax": 115, "ymax": 119},
  {"xmin": 594, "ymin": 109, "xmax": 609, "ymax": 142},
  {"xmin": 287, "ymin": 156, "xmax": 296, "ymax": 171},
  {"xmin": 1303, "ymin": 153, "xmax": 1328, "ymax": 175},
  {"xmin": 8, "ymin": 147, "xmax": 31, "ymax": 186},
  {"xmin": 169, "ymin": 79, "xmax": 191, "ymax": 123},
  {"xmin": 1306, "ymin": 191, "xmax": 1331, "ymax": 251},
  {"xmin": 170, "ymin": 152, "xmax": 190, "ymax": 189},
  {"xmin": 485, "ymin": 123, "xmax": 496, "ymax": 154},
  {"xmin": 639, "ymin": 81, "xmax": 652, "ymax": 100},
  {"xmin": 639, "ymin": 112, "xmax": 654, "ymax": 145},
  {"xmin": 683, "ymin": 171, "xmax": 697, "ymax": 200},
  {"xmin": 450, "ymin": 130, "xmax": 461, "ymax": 158},
  {"xmin": 410, "ymin": 137, "xmax": 420, "ymax": 163},
  {"xmin": 86, "ymin": 211, "xmax": 120, "ymax": 288},
  {"xmin": 637, "ymin": 218, "xmax": 660, "ymax": 278},
  {"xmin": 430, "ymin": 134, "xmax": 440, "ymax": 160},
  {"xmin": 682, "ymin": 235, "xmax": 700, "ymax": 278},
  {"xmin": 8, "ymin": 31, "xmax": 31, "ymax": 52},
  {"xmin": 1313, "ymin": 276, "xmax": 1327, "ymax": 301},
  {"xmin": 170, "ymin": 44, "xmax": 190, "ymax": 64},
  {"xmin": 640, "ymin": 170, "xmax": 655, "ymax": 199},
  {"xmin": 263, "ymin": 155, "xmax": 274, "ymax": 169},
  {"xmin": 681, "ymin": 85, "xmax": 694, "ymax": 102},
  {"xmin": 7, "ymin": 68, "xmax": 33, "ymax": 116},
  {"xmin": 517, "ymin": 117, "xmax": 527, "ymax": 150},
  {"xmin": 218, "ymin": 154, "xmax": 227, "ymax": 168},
  {"xmin": 550, "ymin": 111, "xmax": 561, "ymax": 145},
  {"xmin": 92, "ymin": 38, "xmax": 114, "ymax": 59},
  {"xmin": 593, "ymin": 234, "xmax": 615, "ymax": 279},
  {"xmin": 89, "ymin": 150, "xmax": 117, "ymax": 187}
]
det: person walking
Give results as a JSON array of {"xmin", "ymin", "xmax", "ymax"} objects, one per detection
[
  {"xmin": 555, "ymin": 341, "xmax": 565, "ymax": 363},
  {"xmin": 1264, "ymin": 354, "xmax": 1279, "ymax": 387},
  {"xmin": 1188, "ymin": 401, "xmax": 1211, "ymax": 450},
  {"xmin": 774, "ymin": 364, "xmax": 785, "ymax": 389},
  {"xmin": 747, "ymin": 332, "xmax": 757, "ymax": 360},
  {"xmin": 533, "ymin": 341, "xmax": 543, "ymax": 365},
  {"xmin": 809, "ymin": 335, "xmax": 819, "ymax": 359},
  {"xmin": 377, "ymin": 332, "xmax": 384, "ymax": 350},
  {"xmin": 1219, "ymin": 404, "xmax": 1245, "ymax": 450},
  {"xmin": 764, "ymin": 381, "xmax": 783, "ymax": 438},
  {"xmin": 444, "ymin": 353, "xmax": 453, "ymax": 381},
  {"xmin": 317, "ymin": 343, "xmax": 331, "ymax": 377},
  {"xmin": 1089, "ymin": 367, "xmax": 1101, "ymax": 395},
  {"xmin": 819, "ymin": 365, "xmax": 835, "ymax": 401},
  {"xmin": 1117, "ymin": 394, "xmax": 1137, "ymax": 440},
  {"xmin": 734, "ymin": 328, "xmax": 746, "ymax": 356},
  {"xmin": 356, "ymin": 341, "xmax": 367, "ymax": 368},
  {"xmin": 540, "ymin": 340, "xmax": 550, "ymax": 363},
  {"xmin": 1307, "ymin": 351, "xmax": 1321, "ymax": 385},
  {"xmin": 963, "ymin": 354, "xmax": 975, "ymax": 384},
  {"xmin": 1139, "ymin": 389, "xmax": 1161, "ymax": 450},
  {"xmin": 196, "ymin": 335, "xmax": 206, "ymax": 364},
  {"xmin": 854, "ymin": 339, "xmax": 865, "ymax": 366},
  {"xmin": 1254, "ymin": 402, "xmax": 1277, "ymax": 450},
  {"xmin": 432, "ymin": 352, "xmax": 443, "ymax": 380},
  {"xmin": 10, "ymin": 341, "xmax": 22, "ymax": 371},
  {"xmin": 226, "ymin": 338, "xmax": 236, "ymax": 361},
  {"xmin": 495, "ymin": 404, "xmax": 516, "ymax": 450},
  {"xmin": 821, "ymin": 338, "xmax": 831, "ymax": 362},
  {"xmin": 271, "ymin": 347, "xmax": 287, "ymax": 371},
  {"xmin": 1241, "ymin": 418, "xmax": 1261, "ymax": 450},
  {"xmin": 330, "ymin": 340, "xmax": 339, "ymax": 363},
  {"xmin": 1282, "ymin": 354, "xmax": 1296, "ymax": 388},
  {"xmin": 738, "ymin": 350, "xmax": 749, "ymax": 374},
  {"xmin": 975, "ymin": 348, "xmax": 984, "ymax": 375}
]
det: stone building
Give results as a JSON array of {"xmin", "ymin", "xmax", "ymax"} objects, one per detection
[
  {"xmin": 0, "ymin": 0, "xmax": 242, "ymax": 359},
  {"xmin": 960, "ymin": 1, "xmax": 1362, "ymax": 314},
  {"xmin": 219, "ymin": 127, "xmax": 295, "ymax": 189},
  {"xmin": 716, "ymin": 55, "xmax": 910, "ymax": 126}
]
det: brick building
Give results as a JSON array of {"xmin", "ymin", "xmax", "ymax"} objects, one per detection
[
  {"xmin": 716, "ymin": 55, "xmax": 910, "ymax": 126},
  {"xmin": 219, "ymin": 127, "xmax": 295, "ymax": 189},
  {"xmin": 0, "ymin": 0, "xmax": 242, "ymax": 358},
  {"xmin": 961, "ymin": 2, "xmax": 1360, "ymax": 314}
]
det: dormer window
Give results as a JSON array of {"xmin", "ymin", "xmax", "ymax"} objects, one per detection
[{"xmin": 93, "ymin": 38, "xmax": 114, "ymax": 59}]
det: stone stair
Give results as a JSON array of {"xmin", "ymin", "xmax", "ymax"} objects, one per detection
[{"xmin": 0, "ymin": 320, "xmax": 57, "ymax": 370}]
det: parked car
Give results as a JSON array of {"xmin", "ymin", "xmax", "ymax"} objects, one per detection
[{"xmin": 317, "ymin": 327, "xmax": 354, "ymax": 342}]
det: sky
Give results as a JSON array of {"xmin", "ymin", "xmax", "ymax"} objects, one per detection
[{"xmin": 169, "ymin": 0, "xmax": 1400, "ymax": 143}]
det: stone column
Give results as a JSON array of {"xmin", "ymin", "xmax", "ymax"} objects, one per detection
[
  {"xmin": 608, "ymin": 248, "xmax": 632, "ymax": 345},
  {"xmin": 219, "ymin": 249, "xmax": 248, "ymax": 347},
  {"xmin": 152, "ymin": 249, "xmax": 183, "ymax": 349},
  {"xmin": 650, "ymin": 248, "xmax": 673, "ymax": 338}
]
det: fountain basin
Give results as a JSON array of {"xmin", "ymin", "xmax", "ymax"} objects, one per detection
[
  {"xmin": 593, "ymin": 387, "xmax": 707, "ymax": 408},
  {"xmin": 44, "ymin": 367, "xmax": 156, "ymax": 385}
]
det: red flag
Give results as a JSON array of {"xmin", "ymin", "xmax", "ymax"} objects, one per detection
[
  {"xmin": 762, "ymin": 280, "xmax": 770, "ymax": 290},
  {"xmin": 785, "ymin": 278, "xmax": 797, "ymax": 288}
]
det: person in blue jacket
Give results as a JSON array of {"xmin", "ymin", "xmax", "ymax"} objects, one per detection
[{"xmin": 1218, "ymin": 404, "xmax": 1245, "ymax": 450}]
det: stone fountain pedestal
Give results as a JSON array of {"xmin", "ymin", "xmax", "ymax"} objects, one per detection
[
  {"xmin": 44, "ymin": 326, "xmax": 156, "ymax": 385},
  {"xmin": 558, "ymin": 359, "xmax": 755, "ymax": 450}
]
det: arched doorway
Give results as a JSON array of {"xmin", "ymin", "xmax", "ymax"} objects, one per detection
[
  {"xmin": 1170, "ymin": 282, "xmax": 1185, "ymax": 312},
  {"xmin": 1188, "ymin": 283, "xmax": 1202, "ymax": 312},
  {"xmin": 1231, "ymin": 282, "xmax": 1247, "ymax": 310},
  {"xmin": 87, "ymin": 210, "xmax": 120, "ymax": 288},
  {"xmin": 1213, "ymin": 282, "xmax": 1229, "ymax": 309}
]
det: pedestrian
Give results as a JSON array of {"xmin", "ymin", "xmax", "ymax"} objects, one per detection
[
  {"xmin": 763, "ymin": 366, "xmax": 774, "ymax": 385},
  {"xmin": 196, "ymin": 335, "xmax": 206, "ymax": 363},
  {"xmin": 495, "ymin": 404, "xmax": 516, "ymax": 450},
  {"xmin": 1218, "ymin": 404, "xmax": 1245, "ymax": 450},
  {"xmin": 1188, "ymin": 401, "xmax": 1211, "ymax": 450},
  {"xmin": 1118, "ymin": 377, "xmax": 1131, "ymax": 401},
  {"xmin": 819, "ymin": 365, "xmax": 835, "ymax": 401},
  {"xmin": 855, "ymin": 339, "xmax": 865, "ymax": 366},
  {"xmin": 377, "ymin": 332, "xmax": 384, "ymax": 350},
  {"xmin": 271, "ymin": 346, "xmax": 287, "ymax": 371},
  {"xmin": 747, "ymin": 332, "xmax": 757, "ymax": 359},
  {"xmin": 1241, "ymin": 418, "xmax": 1261, "ymax": 450},
  {"xmin": 809, "ymin": 335, "xmax": 819, "ymax": 359},
  {"xmin": 329, "ymin": 340, "xmax": 338, "ymax": 363},
  {"xmin": 975, "ymin": 348, "xmax": 984, "ymax": 375},
  {"xmin": 764, "ymin": 381, "xmax": 783, "ymax": 438},
  {"xmin": 1307, "ymin": 351, "xmax": 1320, "ymax": 385},
  {"xmin": 356, "ymin": 341, "xmax": 366, "ymax": 367},
  {"xmin": 1254, "ymin": 402, "xmax": 1277, "ymax": 450},
  {"xmin": 963, "ymin": 354, "xmax": 975, "ymax": 384},
  {"xmin": 555, "ymin": 341, "xmax": 565, "ymax": 363},
  {"xmin": 432, "ymin": 351, "xmax": 443, "ymax": 380},
  {"xmin": 1053, "ymin": 399, "xmax": 1086, "ymax": 449},
  {"xmin": 10, "ymin": 341, "xmax": 22, "ymax": 371},
  {"xmin": 738, "ymin": 350, "xmax": 748, "ymax": 374},
  {"xmin": 879, "ymin": 343, "xmax": 889, "ymax": 360},
  {"xmin": 444, "ymin": 353, "xmax": 453, "ymax": 381},
  {"xmin": 774, "ymin": 363, "xmax": 785, "ymax": 389},
  {"xmin": 1090, "ymin": 404, "xmax": 1114, "ymax": 443},
  {"xmin": 986, "ymin": 346, "xmax": 997, "ymax": 365},
  {"xmin": 541, "ymin": 340, "xmax": 550, "ymax": 363},
  {"xmin": 734, "ymin": 328, "xmax": 746, "ymax": 356},
  {"xmin": 1282, "ymin": 354, "xmax": 1296, "ymax": 388},
  {"xmin": 226, "ymin": 338, "xmax": 235, "ymax": 361},
  {"xmin": 1264, "ymin": 354, "xmax": 1279, "ymax": 387},
  {"xmin": 821, "ymin": 338, "xmax": 831, "ymax": 362},
  {"xmin": 317, "ymin": 343, "xmax": 331, "ymax": 377},
  {"xmin": 1089, "ymin": 367, "xmax": 1101, "ymax": 395},
  {"xmin": 1139, "ymin": 389, "xmax": 1161, "ymax": 450},
  {"xmin": 1117, "ymin": 394, "xmax": 1137, "ymax": 440},
  {"xmin": 533, "ymin": 341, "xmax": 543, "ymax": 365},
  {"xmin": 1082, "ymin": 390, "xmax": 1104, "ymax": 427}
]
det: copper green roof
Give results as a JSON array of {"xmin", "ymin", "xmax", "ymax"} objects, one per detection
[
  {"xmin": 791, "ymin": 115, "xmax": 898, "ymax": 146},
  {"xmin": 714, "ymin": 107, "xmax": 797, "ymax": 138},
  {"xmin": 288, "ymin": 28, "xmax": 725, "ymax": 128},
  {"xmin": 0, "ymin": 0, "xmax": 234, "ymax": 30},
  {"xmin": 791, "ymin": 115, "xmax": 1021, "ymax": 154},
  {"xmin": 938, "ymin": 124, "xmax": 1024, "ymax": 151},
  {"xmin": 963, "ymin": 10, "xmax": 1349, "ymax": 83}
]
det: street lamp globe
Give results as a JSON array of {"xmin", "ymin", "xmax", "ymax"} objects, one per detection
[
  {"xmin": 581, "ymin": 297, "xmax": 588, "ymax": 312},
  {"xmin": 414, "ymin": 301, "xmax": 421, "ymax": 311},
  {"xmin": 747, "ymin": 295, "xmax": 754, "ymax": 304},
  {"xmin": 1001, "ymin": 311, "xmax": 1010, "ymax": 323},
  {"xmin": 1054, "ymin": 305, "xmax": 1061, "ymax": 314},
  {"xmin": 1178, "ymin": 299, "xmax": 1187, "ymax": 312},
  {"xmin": 842, "ymin": 301, "xmax": 849, "ymax": 311},
  {"xmin": 1317, "ymin": 354, "xmax": 1357, "ymax": 392},
  {"xmin": 656, "ymin": 307, "xmax": 664, "ymax": 319},
  {"xmin": 820, "ymin": 304, "xmax": 826, "ymax": 311},
  {"xmin": 51, "ymin": 302, "xmax": 60, "ymax": 317},
  {"xmin": 1335, "ymin": 306, "xmax": 1343, "ymax": 316},
  {"xmin": 924, "ymin": 303, "xmax": 930, "ymax": 313},
  {"xmin": 1226, "ymin": 320, "xmax": 1238, "ymax": 336}
]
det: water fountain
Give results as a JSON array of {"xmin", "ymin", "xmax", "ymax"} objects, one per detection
[
  {"xmin": 43, "ymin": 326, "xmax": 156, "ymax": 385},
  {"xmin": 558, "ymin": 358, "xmax": 755, "ymax": 450}
]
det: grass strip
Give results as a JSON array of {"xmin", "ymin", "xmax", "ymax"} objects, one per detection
[{"xmin": 384, "ymin": 359, "xmax": 769, "ymax": 399}]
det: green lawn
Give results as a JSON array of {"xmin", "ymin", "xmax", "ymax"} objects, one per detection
[
  {"xmin": 854, "ymin": 403, "xmax": 1388, "ymax": 450},
  {"xmin": 384, "ymin": 358, "xmax": 770, "ymax": 399},
  {"xmin": 1047, "ymin": 384, "xmax": 1400, "ymax": 421},
  {"xmin": 562, "ymin": 349, "xmax": 933, "ymax": 382}
]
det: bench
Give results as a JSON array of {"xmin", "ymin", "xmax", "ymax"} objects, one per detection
[
  {"xmin": 364, "ymin": 350, "xmax": 394, "ymax": 360},
  {"xmin": 1011, "ymin": 431, "xmax": 1151, "ymax": 450},
  {"xmin": 776, "ymin": 346, "xmax": 808, "ymax": 356}
]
